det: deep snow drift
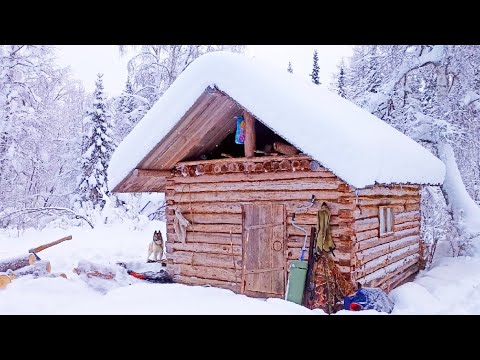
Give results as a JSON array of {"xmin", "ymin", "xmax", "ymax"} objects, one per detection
[{"xmin": 1, "ymin": 222, "xmax": 480, "ymax": 315}]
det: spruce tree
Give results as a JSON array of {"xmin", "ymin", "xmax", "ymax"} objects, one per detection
[
  {"xmin": 337, "ymin": 64, "xmax": 346, "ymax": 98},
  {"xmin": 310, "ymin": 50, "xmax": 320, "ymax": 85},
  {"xmin": 77, "ymin": 74, "xmax": 115, "ymax": 209},
  {"xmin": 287, "ymin": 61, "xmax": 293, "ymax": 74}
]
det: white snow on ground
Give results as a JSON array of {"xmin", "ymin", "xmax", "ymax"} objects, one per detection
[
  {"xmin": 108, "ymin": 51, "xmax": 445, "ymax": 191},
  {"xmin": 2, "ymin": 223, "xmax": 480, "ymax": 314},
  {"xmin": 0, "ymin": 223, "xmax": 316, "ymax": 315}
]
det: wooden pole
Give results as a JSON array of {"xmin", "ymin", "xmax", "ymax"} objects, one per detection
[
  {"xmin": 29, "ymin": 235, "xmax": 72, "ymax": 255},
  {"xmin": 244, "ymin": 112, "xmax": 256, "ymax": 158}
]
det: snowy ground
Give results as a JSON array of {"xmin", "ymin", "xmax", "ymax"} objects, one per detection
[{"xmin": 1, "ymin": 222, "xmax": 480, "ymax": 315}]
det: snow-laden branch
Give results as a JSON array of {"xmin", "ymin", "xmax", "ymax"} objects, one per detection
[
  {"xmin": 0, "ymin": 207, "xmax": 94, "ymax": 229},
  {"xmin": 367, "ymin": 45, "xmax": 445, "ymax": 114},
  {"xmin": 119, "ymin": 91, "xmax": 151, "ymax": 106},
  {"xmin": 437, "ymin": 143, "xmax": 480, "ymax": 233}
]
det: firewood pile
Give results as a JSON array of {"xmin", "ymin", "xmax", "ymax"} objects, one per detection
[
  {"xmin": 0, "ymin": 235, "xmax": 72, "ymax": 288},
  {"xmin": 72, "ymin": 259, "xmax": 173, "ymax": 294}
]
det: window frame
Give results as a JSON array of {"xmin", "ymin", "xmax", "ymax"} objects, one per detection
[{"xmin": 379, "ymin": 206, "xmax": 394, "ymax": 236}]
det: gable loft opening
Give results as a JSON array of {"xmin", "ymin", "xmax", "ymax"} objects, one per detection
[{"xmin": 184, "ymin": 114, "xmax": 301, "ymax": 162}]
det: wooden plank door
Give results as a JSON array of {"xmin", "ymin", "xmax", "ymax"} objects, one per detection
[{"xmin": 241, "ymin": 203, "xmax": 286, "ymax": 298}]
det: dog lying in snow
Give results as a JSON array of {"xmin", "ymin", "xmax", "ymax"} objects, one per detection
[{"xmin": 147, "ymin": 230, "xmax": 164, "ymax": 262}]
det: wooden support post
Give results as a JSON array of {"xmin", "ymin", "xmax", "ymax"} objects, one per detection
[{"xmin": 244, "ymin": 111, "xmax": 256, "ymax": 158}]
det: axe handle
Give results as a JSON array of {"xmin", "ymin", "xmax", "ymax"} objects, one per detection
[{"xmin": 29, "ymin": 235, "xmax": 73, "ymax": 254}]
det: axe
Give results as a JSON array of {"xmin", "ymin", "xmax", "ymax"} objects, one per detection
[{"xmin": 28, "ymin": 235, "xmax": 73, "ymax": 260}]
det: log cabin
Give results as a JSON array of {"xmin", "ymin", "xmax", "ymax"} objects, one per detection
[{"xmin": 108, "ymin": 52, "xmax": 446, "ymax": 311}]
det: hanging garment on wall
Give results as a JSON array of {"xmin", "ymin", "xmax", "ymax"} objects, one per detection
[
  {"xmin": 315, "ymin": 202, "xmax": 336, "ymax": 255},
  {"xmin": 235, "ymin": 116, "xmax": 245, "ymax": 144},
  {"xmin": 174, "ymin": 209, "xmax": 191, "ymax": 243}
]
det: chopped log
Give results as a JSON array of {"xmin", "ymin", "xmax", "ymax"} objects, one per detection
[
  {"xmin": 73, "ymin": 260, "xmax": 117, "ymax": 280},
  {"xmin": 273, "ymin": 142, "xmax": 299, "ymax": 156},
  {"xmin": 204, "ymin": 164, "xmax": 214, "ymax": 174},
  {"xmin": 254, "ymin": 163, "xmax": 264, "ymax": 172},
  {"xmin": 245, "ymin": 162, "xmax": 255, "ymax": 172},
  {"xmin": 177, "ymin": 154, "xmax": 312, "ymax": 167},
  {"xmin": 291, "ymin": 160, "xmax": 300, "ymax": 170},
  {"xmin": 0, "ymin": 274, "xmax": 12, "ymax": 288},
  {"xmin": 228, "ymin": 163, "xmax": 239, "ymax": 172},
  {"xmin": 13, "ymin": 260, "xmax": 52, "ymax": 278},
  {"xmin": 196, "ymin": 164, "xmax": 205, "ymax": 175},
  {"xmin": 214, "ymin": 164, "xmax": 222, "ymax": 174},
  {"xmin": 0, "ymin": 254, "xmax": 36, "ymax": 273},
  {"xmin": 300, "ymin": 159, "xmax": 310, "ymax": 170},
  {"xmin": 244, "ymin": 112, "xmax": 256, "ymax": 158},
  {"xmin": 279, "ymin": 159, "xmax": 292, "ymax": 171}
]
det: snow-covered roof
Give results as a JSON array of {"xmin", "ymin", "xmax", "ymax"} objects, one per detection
[{"xmin": 109, "ymin": 51, "xmax": 445, "ymax": 190}]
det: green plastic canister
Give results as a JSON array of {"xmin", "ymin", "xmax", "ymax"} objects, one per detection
[{"xmin": 285, "ymin": 260, "xmax": 308, "ymax": 305}]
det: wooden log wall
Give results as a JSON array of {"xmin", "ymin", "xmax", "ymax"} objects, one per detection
[
  {"xmin": 164, "ymin": 156, "xmax": 357, "ymax": 295},
  {"xmin": 351, "ymin": 184, "xmax": 422, "ymax": 293}
]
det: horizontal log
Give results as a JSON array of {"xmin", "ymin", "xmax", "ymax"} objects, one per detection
[
  {"xmin": 287, "ymin": 211, "xmax": 354, "ymax": 223},
  {"xmin": 287, "ymin": 239, "xmax": 353, "ymax": 253},
  {"xmin": 355, "ymin": 229, "xmax": 378, "ymax": 242},
  {"xmin": 170, "ymin": 250, "xmax": 242, "ymax": 269},
  {"xmin": 13, "ymin": 260, "xmax": 52, "ymax": 278},
  {"xmin": 405, "ymin": 202, "xmax": 421, "ymax": 212},
  {"xmin": 355, "ymin": 236, "xmax": 420, "ymax": 266},
  {"xmin": 189, "ymin": 223, "xmax": 242, "ymax": 234},
  {"xmin": 166, "ymin": 242, "xmax": 242, "ymax": 256},
  {"xmin": 0, "ymin": 254, "xmax": 37, "ymax": 273},
  {"xmin": 367, "ymin": 255, "xmax": 420, "ymax": 288},
  {"xmin": 133, "ymin": 169, "xmax": 173, "ymax": 178},
  {"xmin": 288, "ymin": 224, "xmax": 355, "ymax": 238},
  {"xmin": 395, "ymin": 211, "xmax": 420, "ymax": 224},
  {"xmin": 174, "ymin": 275, "xmax": 240, "ymax": 292},
  {"xmin": 287, "ymin": 216, "xmax": 353, "ymax": 229},
  {"xmin": 355, "ymin": 187, "xmax": 419, "ymax": 197},
  {"xmin": 172, "ymin": 189, "xmax": 354, "ymax": 204},
  {"xmin": 381, "ymin": 263, "xmax": 419, "ymax": 292},
  {"xmin": 287, "ymin": 247, "xmax": 351, "ymax": 263},
  {"xmin": 353, "ymin": 205, "xmax": 405, "ymax": 220},
  {"xmin": 353, "ymin": 217, "xmax": 379, "ymax": 232},
  {"xmin": 273, "ymin": 142, "xmax": 300, "ymax": 156},
  {"xmin": 394, "ymin": 220, "xmax": 420, "ymax": 232},
  {"xmin": 173, "ymin": 178, "xmax": 345, "ymax": 193},
  {"xmin": 173, "ymin": 171, "xmax": 338, "ymax": 186},
  {"xmin": 354, "ymin": 244, "xmax": 419, "ymax": 279},
  {"xmin": 172, "ymin": 201, "xmax": 356, "ymax": 216},
  {"xmin": 169, "ymin": 213, "xmax": 242, "ymax": 225},
  {"xmin": 355, "ymin": 226, "xmax": 420, "ymax": 252},
  {"xmin": 286, "ymin": 260, "xmax": 351, "ymax": 275},
  {"xmin": 356, "ymin": 197, "xmax": 419, "ymax": 206},
  {"xmin": 167, "ymin": 231, "xmax": 243, "ymax": 245},
  {"xmin": 171, "ymin": 264, "xmax": 242, "ymax": 283}
]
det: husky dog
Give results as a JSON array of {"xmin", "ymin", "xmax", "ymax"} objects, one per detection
[{"xmin": 147, "ymin": 230, "xmax": 164, "ymax": 262}]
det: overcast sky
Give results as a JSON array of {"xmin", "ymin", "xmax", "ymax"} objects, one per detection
[{"xmin": 55, "ymin": 45, "xmax": 353, "ymax": 97}]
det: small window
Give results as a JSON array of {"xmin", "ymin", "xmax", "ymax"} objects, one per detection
[{"xmin": 379, "ymin": 206, "xmax": 394, "ymax": 236}]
